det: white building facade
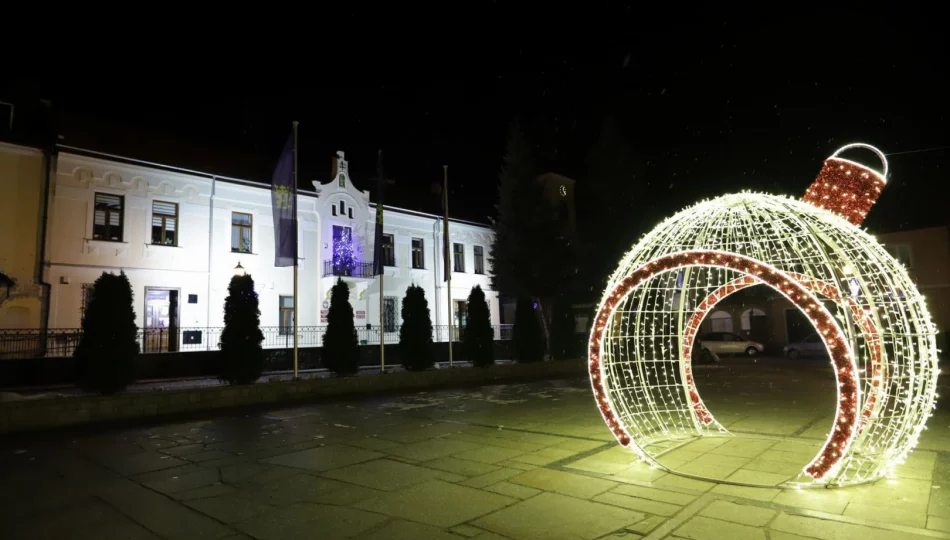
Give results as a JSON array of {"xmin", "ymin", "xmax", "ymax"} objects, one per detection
[{"xmin": 30, "ymin": 147, "xmax": 499, "ymax": 350}]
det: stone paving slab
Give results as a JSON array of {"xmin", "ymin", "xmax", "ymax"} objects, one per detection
[
  {"xmin": 259, "ymin": 444, "xmax": 382, "ymax": 471},
  {"xmin": 0, "ymin": 363, "xmax": 948, "ymax": 540},
  {"xmin": 235, "ymin": 503, "xmax": 388, "ymax": 540},
  {"xmin": 473, "ymin": 492, "xmax": 644, "ymax": 540},
  {"xmin": 320, "ymin": 457, "xmax": 444, "ymax": 491},
  {"xmin": 354, "ymin": 480, "xmax": 515, "ymax": 527}
]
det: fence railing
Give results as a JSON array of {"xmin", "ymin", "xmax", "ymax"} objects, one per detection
[
  {"xmin": 0, "ymin": 324, "xmax": 514, "ymax": 359},
  {"xmin": 322, "ymin": 261, "xmax": 375, "ymax": 278}
]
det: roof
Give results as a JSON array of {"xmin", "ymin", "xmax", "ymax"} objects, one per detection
[{"xmin": 57, "ymin": 145, "xmax": 492, "ymax": 229}]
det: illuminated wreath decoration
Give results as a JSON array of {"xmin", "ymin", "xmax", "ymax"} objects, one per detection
[{"xmin": 589, "ymin": 143, "xmax": 939, "ymax": 487}]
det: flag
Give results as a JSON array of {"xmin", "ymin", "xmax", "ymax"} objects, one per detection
[
  {"xmin": 271, "ymin": 133, "xmax": 296, "ymax": 267},
  {"xmin": 442, "ymin": 169, "xmax": 450, "ymax": 282},
  {"xmin": 372, "ymin": 150, "xmax": 386, "ymax": 275}
]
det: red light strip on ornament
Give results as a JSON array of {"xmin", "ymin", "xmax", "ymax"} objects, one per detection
[
  {"xmin": 590, "ymin": 251, "xmax": 861, "ymax": 480},
  {"xmin": 681, "ymin": 273, "xmax": 885, "ymax": 432},
  {"xmin": 802, "ymin": 157, "xmax": 886, "ymax": 226}
]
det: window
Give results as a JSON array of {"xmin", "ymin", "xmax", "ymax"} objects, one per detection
[
  {"xmin": 474, "ymin": 246, "xmax": 485, "ymax": 274},
  {"xmin": 80, "ymin": 283, "xmax": 94, "ymax": 322},
  {"xmin": 740, "ymin": 308, "xmax": 766, "ymax": 331},
  {"xmin": 348, "ymin": 208, "xmax": 353, "ymax": 219},
  {"xmin": 338, "ymin": 173, "xmax": 345, "ymax": 188},
  {"xmin": 231, "ymin": 212, "xmax": 252, "ymax": 253},
  {"xmin": 339, "ymin": 201, "xmax": 345, "ymax": 216},
  {"xmin": 411, "ymin": 238, "xmax": 425, "ymax": 269},
  {"xmin": 454, "ymin": 299, "xmax": 468, "ymax": 340},
  {"xmin": 885, "ymin": 244, "xmax": 913, "ymax": 268},
  {"xmin": 709, "ymin": 311, "xmax": 733, "ymax": 332},
  {"xmin": 453, "ymin": 243, "xmax": 465, "ymax": 273},
  {"xmin": 382, "ymin": 234, "xmax": 395, "ymax": 267},
  {"xmin": 383, "ymin": 297, "xmax": 397, "ymax": 332},
  {"xmin": 332, "ymin": 204, "xmax": 337, "ymax": 216},
  {"xmin": 93, "ymin": 193, "xmax": 124, "ymax": 241},
  {"xmin": 151, "ymin": 201, "xmax": 178, "ymax": 246},
  {"xmin": 279, "ymin": 296, "xmax": 294, "ymax": 335}
]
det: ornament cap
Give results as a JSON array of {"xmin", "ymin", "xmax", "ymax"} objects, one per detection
[
  {"xmin": 829, "ymin": 143, "xmax": 888, "ymax": 182},
  {"xmin": 802, "ymin": 142, "xmax": 887, "ymax": 225}
]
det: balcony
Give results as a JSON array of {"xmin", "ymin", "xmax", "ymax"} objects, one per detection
[{"xmin": 323, "ymin": 260, "xmax": 375, "ymax": 278}]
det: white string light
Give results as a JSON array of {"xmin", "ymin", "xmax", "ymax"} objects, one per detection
[{"xmin": 588, "ymin": 144, "xmax": 939, "ymax": 488}]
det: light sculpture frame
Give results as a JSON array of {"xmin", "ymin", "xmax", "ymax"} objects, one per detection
[{"xmin": 589, "ymin": 144, "xmax": 939, "ymax": 487}]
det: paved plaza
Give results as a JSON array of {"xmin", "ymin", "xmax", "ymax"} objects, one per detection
[{"xmin": 1, "ymin": 358, "xmax": 948, "ymax": 539}]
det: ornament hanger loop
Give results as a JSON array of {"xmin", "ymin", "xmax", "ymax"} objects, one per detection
[{"xmin": 830, "ymin": 143, "xmax": 888, "ymax": 180}]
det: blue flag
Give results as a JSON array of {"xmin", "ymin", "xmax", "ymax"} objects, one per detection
[
  {"xmin": 372, "ymin": 150, "xmax": 385, "ymax": 275},
  {"xmin": 271, "ymin": 133, "xmax": 296, "ymax": 267}
]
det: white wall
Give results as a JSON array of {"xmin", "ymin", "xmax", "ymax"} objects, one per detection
[{"xmin": 43, "ymin": 150, "xmax": 499, "ymax": 337}]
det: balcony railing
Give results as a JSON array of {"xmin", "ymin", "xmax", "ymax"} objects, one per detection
[
  {"xmin": 323, "ymin": 261, "xmax": 375, "ymax": 278},
  {"xmin": 0, "ymin": 324, "xmax": 514, "ymax": 359}
]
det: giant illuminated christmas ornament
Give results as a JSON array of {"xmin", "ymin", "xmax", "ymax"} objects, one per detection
[{"xmin": 589, "ymin": 143, "xmax": 939, "ymax": 487}]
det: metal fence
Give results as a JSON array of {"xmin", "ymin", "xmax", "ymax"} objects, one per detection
[{"xmin": 0, "ymin": 324, "xmax": 514, "ymax": 359}]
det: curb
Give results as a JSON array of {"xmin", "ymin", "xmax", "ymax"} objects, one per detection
[{"xmin": 0, "ymin": 360, "xmax": 586, "ymax": 434}]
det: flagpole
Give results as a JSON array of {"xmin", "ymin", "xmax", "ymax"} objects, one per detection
[
  {"xmin": 292, "ymin": 121, "xmax": 299, "ymax": 380},
  {"xmin": 378, "ymin": 150, "xmax": 385, "ymax": 373},
  {"xmin": 444, "ymin": 165, "xmax": 453, "ymax": 369}
]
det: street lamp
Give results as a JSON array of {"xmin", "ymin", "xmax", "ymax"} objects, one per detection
[{"xmin": 234, "ymin": 261, "xmax": 245, "ymax": 276}]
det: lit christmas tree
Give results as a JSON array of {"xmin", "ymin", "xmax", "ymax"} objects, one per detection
[{"xmin": 333, "ymin": 227, "xmax": 355, "ymax": 274}]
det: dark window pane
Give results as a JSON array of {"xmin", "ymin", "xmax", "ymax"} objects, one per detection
[
  {"xmin": 411, "ymin": 238, "xmax": 424, "ymax": 269},
  {"xmin": 93, "ymin": 193, "xmax": 123, "ymax": 241},
  {"xmin": 474, "ymin": 246, "xmax": 485, "ymax": 274},
  {"xmin": 453, "ymin": 243, "xmax": 465, "ymax": 272}
]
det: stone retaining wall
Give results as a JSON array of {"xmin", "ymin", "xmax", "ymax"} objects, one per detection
[{"xmin": 0, "ymin": 360, "xmax": 586, "ymax": 434}]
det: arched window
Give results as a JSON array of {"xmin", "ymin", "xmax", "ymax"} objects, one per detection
[
  {"xmin": 709, "ymin": 311, "xmax": 733, "ymax": 332},
  {"xmin": 741, "ymin": 308, "xmax": 766, "ymax": 331}
]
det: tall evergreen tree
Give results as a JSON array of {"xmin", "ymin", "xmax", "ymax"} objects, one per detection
[
  {"xmin": 75, "ymin": 271, "xmax": 139, "ymax": 394},
  {"xmin": 490, "ymin": 118, "xmax": 580, "ymax": 354},
  {"xmin": 399, "ymin": 284, "xmax": 434, "ymax": 371},
  {"xmin": 582, "ymin": 116, "xmax": 645, "ymax": 290},
  {"xmin": 513, "ymin": 296, "xmax": 544, "ymax": 363},
  {"xmin": 464, "ymin": 285, "xmax": 494, "ymax": 367},
  {"xmin": 550, "ymin": 295, "xmax": 577, "ymax": 361},
  {"xmin": 324, "ymin": 278, "xmax": 359, "ymax": 375},
  {"xmin": 489, "ymin": 119, "xmax": 538, "ymax": 298},
  {"xmin": 218, "ymin": 274, "xmax": 265, "ymax": 384}
]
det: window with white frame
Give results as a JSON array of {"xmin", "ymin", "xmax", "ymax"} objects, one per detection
[
  {"xmin": 383, "ymin": 297, "xmax": 397, "ymax": 332},
  {"xmin": 80, "ymin": 283, "xmax": 94, "ymax": 322},
  {"xmin": 279, "ymin": 296, "xmax": 294, "ymax": 335}
]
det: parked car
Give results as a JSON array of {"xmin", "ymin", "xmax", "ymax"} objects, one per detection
[
  {"xmin": 697, "ymin": 332, "xmax": 764, "ymax": 357},
  {"xmin": 783, "ymin": 333, "xmax": 827, "ymax": 358}
]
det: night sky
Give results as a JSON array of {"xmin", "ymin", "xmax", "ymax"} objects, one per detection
[{"xmin": 3, "ymin": 6, "xmax": 947, "ymax": 232}]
